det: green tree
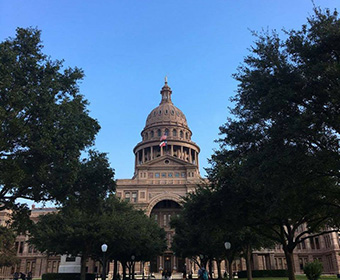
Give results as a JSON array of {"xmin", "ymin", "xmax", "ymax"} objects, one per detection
[
  {"xmin": 172, "ymin": 186, "xmax": 272, "ymax": 280},
  {"xmin": 29, "ymin": 151, "xmax": 115, "ymax": 280},
  {"xmin": 30, "ymin": 196, "xmax": 166, "ymax": 280},
  {"xmin": 0, "ymin": 27, "xmax": 100, "ymax": 213},
  {"xmin": 101, "ymin": 200, "xmax": 166, "ymax": 280},
  {"xmin": 0, "ymin": 226, "xmax": 18, "ymax": 267},
  {"xmin": 171, "ymin": 187, "xmax": 241, "ymax": 280},
  {"xmin": 208, "ymin": 7, "xmax": 340, "ymax": 280}
]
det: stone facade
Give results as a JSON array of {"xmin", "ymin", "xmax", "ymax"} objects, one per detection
[{"xmin": 0, "ymin": 207, "xmax": 60, "ymax": 280}]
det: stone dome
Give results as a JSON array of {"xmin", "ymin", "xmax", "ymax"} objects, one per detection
[{"xmin": 145, "ymin": 81, "xmax": 188, "ymax": 129}]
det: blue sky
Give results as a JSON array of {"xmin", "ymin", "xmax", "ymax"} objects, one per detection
[{"xmin": 1, "ymin": 0, "xmax": 339, "ymax": 180}]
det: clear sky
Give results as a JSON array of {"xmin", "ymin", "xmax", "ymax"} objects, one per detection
[{"xmin": 1, "ymin": 0, "xmax": 339, "ymax": 180}]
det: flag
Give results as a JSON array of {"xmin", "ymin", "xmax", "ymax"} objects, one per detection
[
  {"xmin": 159, "ymin": 141, "xmax": 167, "ymax": 147},
  {"xmin": 160, "ymin": 134, "xmax": 167, "ymax": 141}
]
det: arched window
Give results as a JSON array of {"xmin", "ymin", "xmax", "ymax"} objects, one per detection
[
  {"xmin": 151, "ymin": 131, "xmax": 154, "ymax": 138},
  {"xmin": 185, "ymin": 132, "xmax": 189, "ymax": 139},
  {"xmin": 165, "ymin": 128, "xmax": 169, "ymax": 136},
  {"xmin": 145, "ymin": 132, "xmax": 148, "ymax": 140},
  {"xmin": 173, "ymin": 129, "xmax": 177, "ymax": 137},
  {"xmin": 157, "ymin": 129, "xmax": 161, "ymax": 137},
  {"xmin": 180, "ymin": 130, "xmax": 183, "ymax": 138}
]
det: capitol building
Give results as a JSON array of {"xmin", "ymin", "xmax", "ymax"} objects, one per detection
[{"xmin": 0, "ymin": 80, "xmax": 340, "ymax": 279}]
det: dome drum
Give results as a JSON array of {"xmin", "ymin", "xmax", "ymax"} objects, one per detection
[
  {"xmin": 141, "ymin": 126, "xmax": 192, "ymax": 142},
  {"xmin": 134, "ymin": 142, "xmax": 199, "ymax": 166}
]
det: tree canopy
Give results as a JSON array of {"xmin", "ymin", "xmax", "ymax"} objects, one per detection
[
  {"xmin": 207, "ymin": 7, "xmax": 340, "ymax": 280},
  {"xmin": 0, "ymin": 27, "xmax": 100, "ymax": 212},
  {"xmin": 0, "ymin": 226, "xmax": 17, "ymax": 267},
  {"xmin": 29, "ymin": 196, "xmax": 166, "ymax": 280},
  {"xmin": 29, "ymin": 151, "xmax": 115, "ymax": 280}
]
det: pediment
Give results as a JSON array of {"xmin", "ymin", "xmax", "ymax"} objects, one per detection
[{"xmin": 140, "ymin": 155, "xmax": 195, "ymax": 168}]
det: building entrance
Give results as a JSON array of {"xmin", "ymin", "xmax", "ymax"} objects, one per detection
[
  {"xmin": 150, "ymin": 200, "xmax": 181, "ymax": 273},
  {"xmin": 164, "ymin": 255, "xmax": 172, "ymax": 272}
]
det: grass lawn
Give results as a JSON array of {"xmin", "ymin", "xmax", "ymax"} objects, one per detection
[{"xmin": 238, "ymin": 276, "xmax": 337, "ymax": 280}]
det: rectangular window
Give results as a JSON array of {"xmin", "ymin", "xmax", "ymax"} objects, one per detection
[
  {"xmin": 327, "ymin": 255, "xmax": 334, "ymax": 270},
  {"xmin": 163, "ymin": 215, "xmax": 167, "ymax": 226},
  {"xmin": 175, "ymin": 172, "xmax": 179, "ymax": 177},
  {"xmin": 15, "ymin": 242, "xmax": 19, "ymax": 253},
  {"xmin": 161, "ymin": 173, "xmax": 166, "ymax": 178},
  {"xmin": 19, "ymin": 242, "xmax": 24, "ymax": 254},
  {"xmin": 155, "ymin": 173, "xmax": 160, "ymax": 178},
  {"xmin": 140, "ymin": 192, "xmax": 145, "ymax": 199},
  {"xmin": 283, "ymin": 258, "xmax": 287, "ymax": 269},
  {"xmin": 148, "ymin": 173, "xmax": 153, "ymax": 178},
  {"xmin": 310, "ymin": 238, "xmax": 315, "ymax": 249},
  {"xmin": 125, "ymin": 192, "xmax": 130, "ymax": 202},
  {"xmin": 181, "ymin": 172, "xmax": 185, "ymax": 178},
  {"xmin": 26, "ymin": 261, "xmax": 31, "ymax": 273},
  {"xmin": 315, "ymin": 237, "xmax": 320, "ymax": 249},
  {"xmin": 132, "ymin": 192, "xmax": 137, "ymax": 203},
  {"xmin": 168, "ymin": 173, "xmax": 173, "ymax": 177}
]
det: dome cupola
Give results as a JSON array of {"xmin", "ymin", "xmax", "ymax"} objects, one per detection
[
  {"xmin": 145, "ymin": 79, "xmax": 188, "ymax": 130},
  {"xmin": 133, "ymin": 79, "xmax": 200, "ymax": 179}
]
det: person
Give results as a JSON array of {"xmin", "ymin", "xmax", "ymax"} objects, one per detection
[
  {"xmin": 198, "ymin": 267, "xmax": 207, "ymax": 280},
  {"xmin": 27, "ymin": 272, "xmax": 32, "ymax": 280},
  {"xmin": 198, "ymin": 267, "xmax": 203, "ymax": 280},
  {"xmin": 166, "ymin": 270, "xmax": 171, "ymax": 280},
  {"xmin": 13, "ymin": 272, "xmax": 19, "ymax": 280},
  {"xmin": 188, "ymin": 271, "xmax": 192, "ymax": 280},
  {"xmin": 20, "ymin": 272, "xmax": 26, "ymax": 280}
]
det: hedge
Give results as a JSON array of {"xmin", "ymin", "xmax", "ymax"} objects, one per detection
[
  {"xmin": 42, "ymin": 273, "xmax": 96, "ymax": 280},
  {"xmin": 237, "ymin": 269, "xmax": 288, "ymax": 278}
]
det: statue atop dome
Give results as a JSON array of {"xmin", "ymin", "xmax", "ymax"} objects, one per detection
[{"xmin": 160, "ymin": 77, "xmax": 172, "ymax": 105}]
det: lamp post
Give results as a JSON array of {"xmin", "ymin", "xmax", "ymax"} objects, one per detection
[
  {"xmin": 101, "ymin": 244, "xmax": 108, "ymax": 280},
  {"xmin": 224, "ymin": 242, "xmax": 231, "ymax": 280}
]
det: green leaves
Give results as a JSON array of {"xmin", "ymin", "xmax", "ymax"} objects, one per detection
[
  {"xmin": 0, "ymin": 27, "xmax": 100, "ymax": 212},
  {"xmin": 208, "ymin": 7, "xmax": 340, "ymax": 280},
  {"xmin": 0, "ymin": 226, "xmax": 18, "ymax": 267}
]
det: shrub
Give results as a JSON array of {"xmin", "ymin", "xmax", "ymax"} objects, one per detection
[
  {"xmin": 42, "ymin": 273, "xmax": 96, "ymax": 280},
  {"xmin": 304, "ymin": 261, "xmax": 323, "ymax": 280},
  {"xmin": 237, "ymin": 269, "xmax": 288, "ymax": 278}
]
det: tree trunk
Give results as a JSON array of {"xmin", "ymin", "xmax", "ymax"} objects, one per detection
[
  {"xmin": 216, "ymin": 259, "xmax": 222, "ymax": 280},
  {"xmin": 208, "ymin": 260, "xmax": 213, "ymax": 279},
  {"xmin": 113, "ymin": 260, "xmax": 118, "ymax": 280},
  {"xmin": 132, "ymin": 262, "xmax": 135, "ymax": 280},
  {"xmin": 284, "ymin": 249, "xmax": 296, "ymax": 280},
  {"xmin": 81, "ymin": 254, "xmax": 87, "ymax": 280},
  {"xmin": 245, "ymin": 247, "xmax": 253, "ymax": 280},
  {"xmin": 122, "ymin": 262, "xmax": 127, "ymax": 280}
]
